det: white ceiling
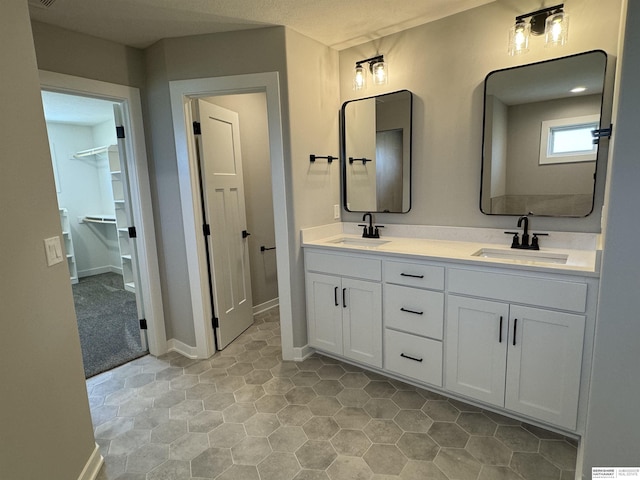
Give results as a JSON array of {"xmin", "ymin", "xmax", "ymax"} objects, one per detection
[
  {"xmin": 28, "ymin": 0, "xmax": 495, "ymax": 50},
  {"xmin": 41, "ymin": 90, "xmax": 116, "ymax": 126}
]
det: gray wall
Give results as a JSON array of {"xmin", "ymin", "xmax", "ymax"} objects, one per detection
[
  {"xmin": 506, "ymin": 95, "xmax": 600, "ymax": 195},
  {"xmin": 582, "ymin": 0, "xmax": 640, "ymax": 473},
  {"xmin": 206, "ymin": 93, "xmax": 279, "ymax": 308},
  {"xmin": 284, "ymin": 28, "xmax": 341, "ymax": 346},
  {"xmin": 142, "ymin": 28, "xmax": 288, "ymax": 346},
  {"xmin": 339, "ymin": 0, "xmax": 622, "ymax": 233},
  {"xmin": 0, "ymin": 2, "xmax": 96, "ymax": 479},
  {"xmin": 144, "ymin": 27, "xmax": 339, "ymax": 348},
  {"xmin": 31, "ymin": 21, "xmax": 145, "ymax": 89}
]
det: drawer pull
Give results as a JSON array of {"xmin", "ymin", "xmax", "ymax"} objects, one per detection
[
  {"xmin": 334, "ymin": 287, "xmax": 339, "ymax": 306},
  {"xmin": 400, "ymin": 307, "xmax": 424, "ymax": 316},
  {"xmin": 343, "ymin": 288, "xmax": 347, "ymax": 308},
  {"xmin": 400, "ymin": 353, "xmax": 423, "ymax": 363},
  {"xmin": 400, "ymin": 273, "xmax": 424, "ymax": 279}
]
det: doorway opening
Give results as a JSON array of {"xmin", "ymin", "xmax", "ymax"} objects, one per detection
[
  {"xmin": 42, "ymin": 90, "xmax": 147, "ymax": 377},
  {"xmin": 169, "ymin": 72, "xmax": 294, "ymax": 360},
  {"xmin": 193, "ymin": 93, "xmax": 279, "ymax": 351}
]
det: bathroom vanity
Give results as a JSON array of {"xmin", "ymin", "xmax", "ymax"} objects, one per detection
[{"xmin": 302, "ymin": 223, "xmax": 600, "ymax": 434}]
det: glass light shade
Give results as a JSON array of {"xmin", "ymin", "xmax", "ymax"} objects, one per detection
[
  {"xmin": 545, "ymin": 12, "xmax": 569, "ymax": 47},
  {"xmin": 353, "ymin": 64, "xmax": 366, "ymax": 90},
  {"xmin": 371, "ymin": 61, "xmax": 388, "ymax": 86},
  {"xmin": 508, "ymin": 21, "xmax": 530, "ymax": 56}
]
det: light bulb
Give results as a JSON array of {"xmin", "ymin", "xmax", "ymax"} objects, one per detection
[
  {"xmin": 371, "ymin": 61, "xmax": 387, "ymax": 86},
  {"xmin": 508, "ymin": 21, "xmax": 530, "ymax": 56},
  {"xmin": 353, "ymin": 64, "xmax": 366, "ymax": 90},
  {"xmin": 545, "ymin": 12, "xmax": 569, "ymax": 47}
]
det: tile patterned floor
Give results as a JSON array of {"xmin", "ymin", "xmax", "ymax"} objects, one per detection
[{"xmin": 91, "ymin": 308, "xmax": 578, "ymax": 480}]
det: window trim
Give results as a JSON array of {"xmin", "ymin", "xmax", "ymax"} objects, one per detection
[{"xmin": 539, "ymin": 114, "xmax": 600, "ymax": 165}]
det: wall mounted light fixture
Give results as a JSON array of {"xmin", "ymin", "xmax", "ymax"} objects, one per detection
[
  {"xmin": 508, "ymin": 4, "xmax": 568, "ymax": 56},
  {"xmin": 353, "ymin": 55, "xmax": 387, "ymax": 90}
]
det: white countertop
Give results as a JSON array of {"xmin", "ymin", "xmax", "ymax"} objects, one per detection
[{"xmin": 301, "ymin": 223, "xmax": 601, "ymax": 277}]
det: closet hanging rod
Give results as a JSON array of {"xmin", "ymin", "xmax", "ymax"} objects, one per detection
[{"xmin": 73, "ymin": 145, "xmax": 114, "ymax": 159}]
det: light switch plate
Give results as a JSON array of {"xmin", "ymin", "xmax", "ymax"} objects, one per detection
[
  {"xmin": 44, "ymin": 236, "xmax": 64, "ymax": 266},
  {"xmin": 334, "ymin": 204, "xmax": 341, "ymax": 220}
]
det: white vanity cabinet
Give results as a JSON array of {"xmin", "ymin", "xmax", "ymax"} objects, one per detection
[
  {"xmin": 445, "ymin": 268, "xmax": 587, "ymax": 430},
  {"xmin": 302, "ymin": 236, "xmax": 598, "ymax": 433},
  {"xmin": 383, "ymin": 260, "xmax": 445, "ymax": 387},
  {"xmin": 305, "ymin": 250, "xmax": 382, "ymax": 368}
]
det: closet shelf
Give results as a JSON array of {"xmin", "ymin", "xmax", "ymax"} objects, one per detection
[
  {"xmin": 81, "ymin": 214, "xmax": 116, "ymax": 224},
  {"xmin": 72, "ymin": 145, "xmax": 113, "ymax": 159}
]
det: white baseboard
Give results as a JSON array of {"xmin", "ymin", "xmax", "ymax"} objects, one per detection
[
  {"xmin": 167, "ymin": 338, "xmax": 199, "ymax": 359},
  {"xmin": 253, "ymin": 298, "xmax": 279, "ymax": 315},
  {"xmin": 292, "ymin": 345, "xmax": 314, "ymax": 361},
  {"xmin": 78, "ymin": 266, "xmax": 122, "ymax": 278},
  {"xmin": 77, "ymin": 443, "xmax": 103, "ymax": 480}
]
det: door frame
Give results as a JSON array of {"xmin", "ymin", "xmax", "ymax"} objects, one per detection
[
  {"xmin": 39, "ymin": 70, "xmax": 168, "ymax": 356},
  {"xmin": 169, "ymin": 72, "xmax": 294, "ymax": 360}
]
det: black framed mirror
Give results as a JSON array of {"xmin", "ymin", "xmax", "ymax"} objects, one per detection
[
  {"xmin": 480, "ymin": 50, "xmax": 608, "ymax": 217},
  {"xmin": 341, "ymin": 90, "xmax": 412, "ymax": 213}
]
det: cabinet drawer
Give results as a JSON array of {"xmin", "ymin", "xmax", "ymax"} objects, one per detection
[
  {"xmin": 305, "ymin": 250, "xmax": 381, "ymax": 281},
  {"xmin": 384, "ymin": 284, "xmax": 443, "ymax": 339},
  {"xmin": 448, "ymin": 268, "xmax": 588, "ymax": 313},
  {"xmin": 384, "ymin": 329, "xmax": 442, "ymax": 387},
  {"xmin": 384, "ymin": 260, "xmax": 444, "ymax": 290}
]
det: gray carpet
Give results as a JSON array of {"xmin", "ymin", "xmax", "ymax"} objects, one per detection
[{"xmin": 72, "ymin": 272, "xmax": 147, "ymax": 378}]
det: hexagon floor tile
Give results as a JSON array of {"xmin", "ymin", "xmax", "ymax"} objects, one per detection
[{"xmin": 91, "ymin": 308, "xmax": 578, "ymax": 480}]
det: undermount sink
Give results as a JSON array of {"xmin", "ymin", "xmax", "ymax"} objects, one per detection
[
  {"xmin": 472, "ymin": 248, "xmax": 568, "ymax": 265},
  {"xmin": 329, "ymin": 237, "xmax": 390, "ymax": 248}
]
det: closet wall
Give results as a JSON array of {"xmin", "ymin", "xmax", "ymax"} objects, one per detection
[{"xmin": 47, "ymin": 119, "xmax": 120, "ymax": 277}]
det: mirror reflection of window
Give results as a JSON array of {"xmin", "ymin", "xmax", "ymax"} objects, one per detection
[
  {"xmin": 481, "ymin": 50, "xmax": 607, "ymax": 217},
  {"xmin": 541, "ymin": 115, "xmax": 599, "ymax": 164}
]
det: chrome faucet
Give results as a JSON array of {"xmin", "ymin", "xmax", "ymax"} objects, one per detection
[{"xmin": 359, "ymin": 212, "xmax": 382, "ymax": 238}]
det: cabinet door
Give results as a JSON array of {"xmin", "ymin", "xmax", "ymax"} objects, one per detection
[
  {"xmin": 505, "ymin": 305, "xmax": 585, "ymax": 430},
  {"xmin": 342, "ymin": 278, "xmax": 382, "ymax": 367},
  {"xmin": 306, "ymin": 272, "xmax": 343, "ymax": 356},
  {"xmin": 445, "ymin": 295, "xmax": 509, "ymax": 407}
]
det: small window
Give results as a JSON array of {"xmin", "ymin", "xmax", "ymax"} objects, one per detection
[{"xmin": 539, "ymin": 115, "xmax": 600, "ymax": 165}]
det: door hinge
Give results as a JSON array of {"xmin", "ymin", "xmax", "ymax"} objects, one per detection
[
  {"xmin": 193, "ymin": 121, "xmax": 201, "ymax": 135},
  {"xmin": 203, "ymin": 224, "xmax": 211, "ymax": 236},
  {"xmin": 116, "ymin": 125, "xmax": 125, "ymax": 139},
  {"xmin": 139, "ymin": 319, "xmax": 148, "ymax": 330},
  {"xmin": 128, "ymin": 226, "xmax": 137, "ymax": 238},
  {"xmin": 212, "ymin": 317, "xmax": 219, "ymax": 328}
]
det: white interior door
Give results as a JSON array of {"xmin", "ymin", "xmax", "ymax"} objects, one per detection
[{"xmin": 196, "ymin": 99, "xmax": 254, "ymax": 350}]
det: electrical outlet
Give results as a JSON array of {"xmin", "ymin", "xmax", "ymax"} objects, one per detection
[{"xmin": 333, "ymin": 204, "xmax": 341, "ymax": 220}]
